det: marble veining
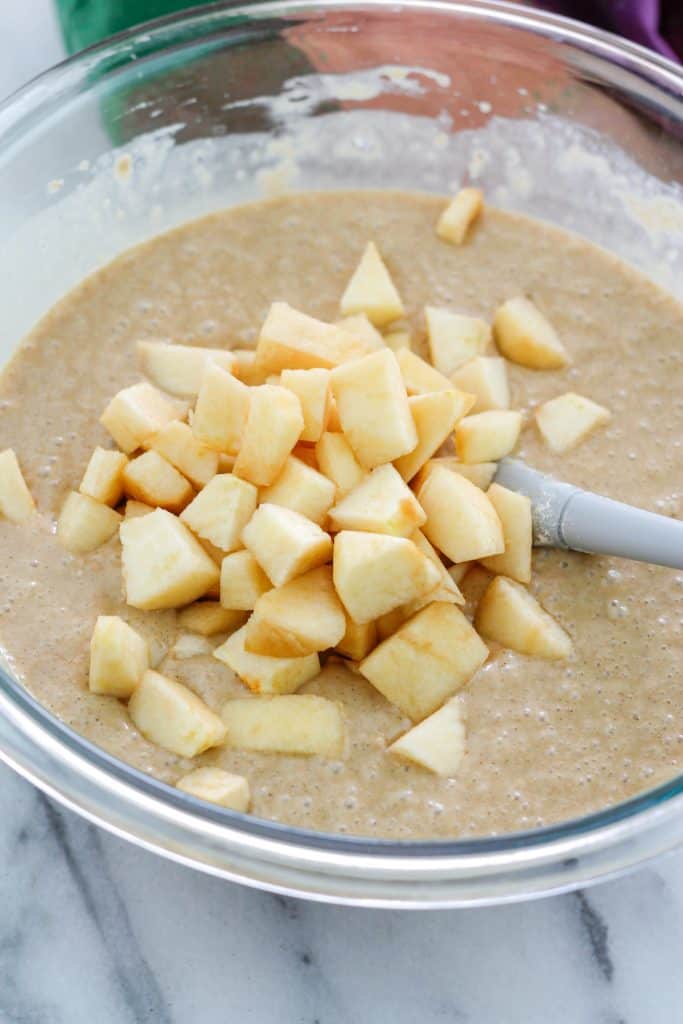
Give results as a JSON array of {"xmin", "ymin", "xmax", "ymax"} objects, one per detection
[{"xmin": 1, "ymin": 761, "xmax": 683, "ymax": 1023}]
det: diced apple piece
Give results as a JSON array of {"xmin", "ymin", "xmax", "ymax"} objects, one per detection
[
  {"xmin": 396, "ymin": 348, "xmax": 452, "ymax": 395},
  {"xmin": 88, "ymin": 615, "xmax": 149, "ymax": 698},
  {"xmin": 279, "ymin": 368, "xmax": 331, "ymax": 443},
  {"xmin": 178, "ymin": 601, "xmax": 247, "ymax": 636},
  {"xmin": 221, "ymin": 695, "xmax": 344, "ymax": 756},
  {"xmin": 233, "ymin": 385, "xmax": 303, "ymax": 487},
  {"xmin": 214, "ymin": 624, "xmax": 319, "ymax": 695},
  {"xmin": 475, "ymin": 576, "xmax": 572, "ymax": 659},
  {"xmin": 176, "ymin": 767, "xmax": 250, "ymax": 811},
  {"xmin": 125, "ymin": 499, "xmax": 154, "ymax": 519},
  {"xmin": 100, "ymin": 382, "xmax": 185, "ymax": 454},
  {"xmin": 411, "ymin": 529, "xmax": 464, "ymax": 605},
  {"xmin": 179, "ymin": 474, "xmax": 257, "ymax": 553},
  {"xmin": 314, "ymin": 432, "xmax": 365, "ymax": 498},
  {"xmin": 120, "ymin": 508, "xmax": 219, "ymax": 609},
  {"xmin": 192, "ymin": 363, "xmax": 250, "ymax": 454},
  {"xmin": 326, "ymin": 397, "xmax": 343, "ymax": 432},
  {"xmin": 337, "ymin": 313, "xmax": 385, "ymax": 350},
  {"xmin": 480, "ymin": 483, "xmax": 532, "ymax": 584},
  {"xmin": 146, "ymin": 420, "xmax": 218, "ymax": 488},
  {"xmin": 331, "ymin": 349, "xmax": 417, "ymax": 469},
  {"xmin": 128, "ymin": 669, "xmax": 225, "ymax": 756},
  {"xmin": 256, "ymin": 302, "xmax": 368, "ymax": 373},
  {"xmin": 242, "ymin": 504, "xmax": 332, "ymax": 587},
  {"xmin": 426, "ymin": 307, "xmax": 491, "ymax": 376},
  {"xmin": 452, "ymin": 356, "xmax": 510, "ymax": 413},
  {"xmin": 417, "ymin": 465, "xmax": 504, "ymax": 563},
  {"xmin": 0, "ymin": 449, "xmax": 35, "ymax": 523},
  {"xmin": 412, "ymin": 456, "xmax": 497, "ymax": 493},
  {"xmin": 57, "ymin": 492, "xmax": 122, "ymax": 553},
  {"xmin": 259, "ymin": 456, "xmax": 335, "ymax": 526},
  {"xmin": 493, "ymin": 296, "xmax": 569, "ymax": 370},
  {"xmin": 137, "ymin": 340, "xmax": 237, "ymax": 397},
  {"xmin": 389, "ymin": 697, "xmax": 466, "ymax": 775},
  {"xmin": 383, "ymin": 329, "xmax": 411, "ymax": 352},
  {"xmin": 339, "ymin": 241, "xmax": 405, "ymax": 326},
  {"xmin": 455, "ymin": 410, "xmax": 523, "ymax": 464},
  {"xmin": 394, "ymin": 390, "xmax": 475, "ymax": 482},
  {"xmin": 360, "ymin": 603, "xmax": 488, "ymax": 721},
  {"xmin": 436, "ymin": 187, "xmax": 484, "ymax": 245},
  {"xmin": 335, "ymin": 615, "xmax": 377, "ymax": 661},
  {"xmin": 535, "ymin": 392, "xmax": 611, "ymax": 453},
  {"xmin": 231, "ymin": 348, "xmax": 269, "ymax": 386},
  {"xmin": 333, "ymin": 531, "xmax": 441, "ymax": 624},
  {"xmin": 79, "ymin": 447, "xmax": 128, "ymax": 507},
  {"xmin": 329, "ymin": 463, "xmax": 425, "ymax": 537},
  {"xmin": 245, "ymin": 565, "xmax": 346, "ymax": 657},
  {"xmin": 220, "ymin": 549, "xmax": 272, "ymax": 610},
  {"xmin": 122, "ymin": 450, "xmax": 194, "ymax": 512}
]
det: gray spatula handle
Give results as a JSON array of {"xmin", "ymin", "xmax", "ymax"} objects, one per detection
[{"xmin": 495, "ymin": 458, "xmax": 683, "ymax": 570}]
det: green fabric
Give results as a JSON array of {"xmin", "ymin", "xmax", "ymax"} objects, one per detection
[{"xmin": 55, "ymin": 0, "xmax": 206, "ymax": 53}]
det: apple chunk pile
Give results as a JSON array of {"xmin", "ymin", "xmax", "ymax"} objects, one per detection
[{"xmin": 29, "ymin": 188, "xmax": 620, "ymax": 812}]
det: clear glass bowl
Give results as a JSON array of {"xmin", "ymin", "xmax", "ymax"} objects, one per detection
[{"xmin": 0, "ymin": 0, "xmax": 681, "ymax": 907}]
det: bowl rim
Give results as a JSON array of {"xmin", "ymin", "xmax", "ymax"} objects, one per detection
[{"xmin": 0, "ymin": 0, "xmax": 682, "ymax": 901}]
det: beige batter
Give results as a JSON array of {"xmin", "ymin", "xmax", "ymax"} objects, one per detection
[{"xmin": 0, "ymin": 190, "xmax": 681, "ymax": 839}]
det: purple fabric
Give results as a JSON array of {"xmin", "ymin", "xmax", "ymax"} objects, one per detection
[{"xmin": 544, "ymin": 0, "xmax": 681, "ymax": 61}]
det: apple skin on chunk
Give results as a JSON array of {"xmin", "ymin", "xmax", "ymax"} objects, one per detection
[
  {"xmin": 221, "ymin": 694, "xmax": 345, "ymax": 757},
  {"xmin": 176, "ymin": 767, "xmax": 250, "ymax": 811},
  {"xmin": 493, "ymin": 296, "xmax": 569, "ymax": 370},
  {"xmin": 389, "ymin": 697, "xmax": 467, "ymax": 775},
  {"xmin": 330, "ymin": 349, "xmax": 417, "ymax": 469},
  {"xmin": 245, "ymin": 565, "xmax": 346, "ymax": 658},
  {"xmin": 359, "ymin": 602, "xmax": 488, "ymax": 721},
  {"xmin": 242, "ymin": 503, "xmax": 332, "ymax": 587},
  {"xmin": 89, "ymin": 615, "xmax": 149, "ymax": 698},
  {"xmin": 475, "ymin": 575, "xmax": 572, "ymax": 659},
  {"xmin": 214, "ymin": 624, "xmax": 320, "ymax": 695},
  {"xmin": 436, "ymin": 188, "xmax": 483, "ymax": 245},
  {"xmin": 120, "ymin": 508, "xmax": 219, "ymax": 610},
  {"xmin": 128, "ymin": 669, "xmax": 226, "ymax": 757},
  {"xmin": 417, "ymin": 465, "xmax": 504, "ymax": 564},
  {"xmin": 256, "ymin": 302, "xmax": 368, "ymax": 373},
  {"xmin": 233, "ymin": 384, "xmax": 304, "ymax": 487},
  {"xmin": 329, "ymin": 463, "xmax": 425, "ymax": 537},
  {"xmin": 339, "ymin": 241, "xmax": 405, "ymax": 327},
  {"xmin": 333, "ymin": 530, "xmax": 442, "ymax": 625}
]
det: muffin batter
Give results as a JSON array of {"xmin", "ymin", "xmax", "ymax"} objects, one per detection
[{"xmin": 0, "ymin": 190, "xmax": 681, "ymax": 839}]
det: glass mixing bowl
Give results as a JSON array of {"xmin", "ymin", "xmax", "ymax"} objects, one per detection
[{"xmin": 0, "ymin": 0, "xmax": 681, "ymax": 907}]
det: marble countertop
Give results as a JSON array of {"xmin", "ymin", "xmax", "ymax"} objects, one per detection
[{"xmin": 1, "ymin": 8, "xmax": 682, "ymax": 1022}]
